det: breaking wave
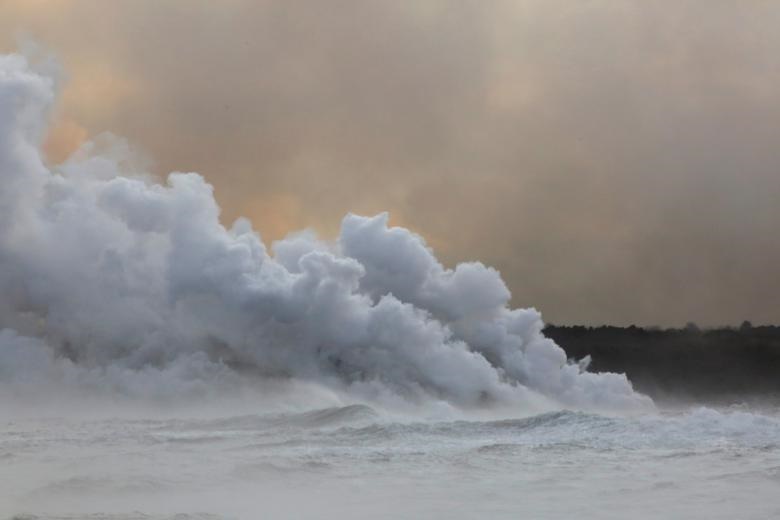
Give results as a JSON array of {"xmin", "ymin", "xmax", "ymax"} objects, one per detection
[{"xmin": 5, "ymin": 404, "xmax": 780, "ymax": 519}]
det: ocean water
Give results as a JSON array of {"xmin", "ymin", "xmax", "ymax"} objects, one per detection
[{"xmin": 3, "ymin": 403, "xmax": 780, "ymax": 519}]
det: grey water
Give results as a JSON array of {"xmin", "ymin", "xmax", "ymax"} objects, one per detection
[{"xmin": 3, "ymin": 404, "xmax": 780, "ymax": 520}]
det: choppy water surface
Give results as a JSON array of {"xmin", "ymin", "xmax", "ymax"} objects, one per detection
[{"xmin": 3, "ymin": 404, "xmax": 780, "ymax": 520}]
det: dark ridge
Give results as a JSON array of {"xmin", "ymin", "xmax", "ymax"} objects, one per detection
[{"xmin": 544, "ymin": 322, "xmax": 780, "ymax": 402}]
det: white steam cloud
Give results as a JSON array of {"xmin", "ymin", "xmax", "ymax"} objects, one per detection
[{"xmin": 0, "ymin": 53, "xmax": 651, "ymax": 412}]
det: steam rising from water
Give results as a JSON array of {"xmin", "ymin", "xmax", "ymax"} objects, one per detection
[{"xmin": 0, "ymin": 52, "xmax": 651, "ymax": 413}]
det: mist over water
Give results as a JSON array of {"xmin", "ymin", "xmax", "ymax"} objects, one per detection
[{"xmin": 1, "ymin": 53, "xmax": 778, "ymax": 519}]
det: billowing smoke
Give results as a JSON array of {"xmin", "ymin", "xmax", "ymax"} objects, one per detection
[{"xmin": 0, "ymin": 53, "xmax": 651, "ymax": 413}]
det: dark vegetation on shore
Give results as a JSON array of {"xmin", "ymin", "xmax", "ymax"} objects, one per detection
[{"xmin": 544, "ymin": 322, "xmax": 780, "ymax": 402}]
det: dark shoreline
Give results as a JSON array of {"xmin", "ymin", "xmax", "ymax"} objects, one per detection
[{"xmin": 545, "ymin": 324, "xmax": 780, "ymax": 403}]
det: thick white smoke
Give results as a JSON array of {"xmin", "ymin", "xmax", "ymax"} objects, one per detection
[{"xmin": 0, "ymin": 53, "xmax": 652, "ymax": 412}]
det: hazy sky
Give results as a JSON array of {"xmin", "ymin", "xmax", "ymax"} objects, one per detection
[{"xmin": 2, "ymin": 0, "xmax": 779, "ymax": 326}]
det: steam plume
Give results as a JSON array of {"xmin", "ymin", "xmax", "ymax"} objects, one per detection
[{"xmin": 0, "ymin": 53, "xmax": 651, "ymax": 412}]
